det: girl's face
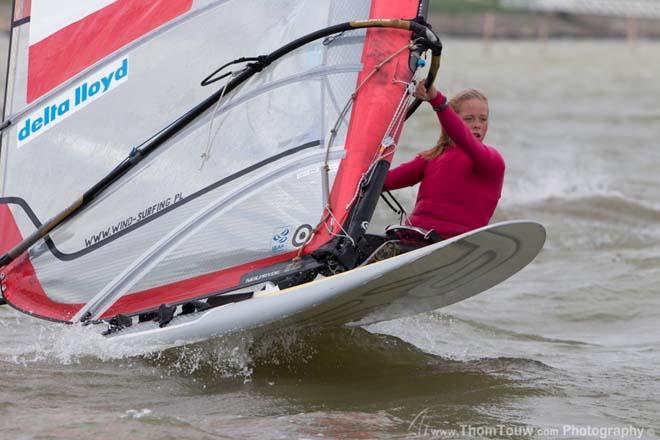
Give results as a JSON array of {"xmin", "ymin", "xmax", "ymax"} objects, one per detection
[{"xmin": 458, "ymin": 98, "xmax": 489, "ymax": 142}]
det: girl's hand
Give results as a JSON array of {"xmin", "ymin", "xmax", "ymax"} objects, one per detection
[{"xmin": 413, "ymin": 82, "xmax": 438, "ymax": 101}]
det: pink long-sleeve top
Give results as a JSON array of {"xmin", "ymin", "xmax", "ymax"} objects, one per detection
[{"xmin": 383, "ymin": 94, "xmax": 505, "ymax": 238}]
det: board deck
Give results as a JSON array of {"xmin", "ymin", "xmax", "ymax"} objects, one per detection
[{"xmin": 108, "ymin": 220, "xmax": 545, "ymax": 347}]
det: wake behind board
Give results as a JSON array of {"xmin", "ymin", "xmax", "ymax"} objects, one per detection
[{"xmin": 108, "ymin": 220, "xmax": 545, "ymax": 347}]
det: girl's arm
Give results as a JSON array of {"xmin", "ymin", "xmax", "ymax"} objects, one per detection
[{"xmin": 383, "ymin": 155, "xmax": 426, "ymax": 191}]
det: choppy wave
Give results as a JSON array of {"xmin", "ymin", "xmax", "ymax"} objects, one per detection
[
  {"xmin": 432, "ymin": 314, "xmax": 594, "ymax": 347},
  {"xmin": 0, "ymin": 312, "xmax": 557, "ymax": 392},
  {"xmin": 501, "ymin": 169, "xmax": 615, "ymax": 209},
  {"xmin": 496, "ymin": 192, "xmax": 660, "ymax": 251},
  {"xmin": 504, "ymin": 192, "xmax": 660, "ymax": 224}
]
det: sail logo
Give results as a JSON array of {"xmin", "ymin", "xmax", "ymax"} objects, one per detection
[
  {"xmin": 271, "ymin": 226, "xmax": 291, "ymax": 253},
  {"xmin": 271, "ymin": 224, "xmax": 313, "ymax": 253},
  {"xmin": 17, "ymin": 57, "xmax": 129, "ymax": 148}
]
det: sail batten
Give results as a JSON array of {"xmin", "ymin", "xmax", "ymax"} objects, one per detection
[{"xmin": 1, "ymin": 0, "xmax": 429, "ymax": 323}]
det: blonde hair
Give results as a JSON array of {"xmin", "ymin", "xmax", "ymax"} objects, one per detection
[{"xmin": 419, "ymin": 88, "xmax": 489, "ymax": 160}]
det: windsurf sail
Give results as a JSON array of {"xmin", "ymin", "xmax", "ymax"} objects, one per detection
[{"xmin": 0, "ymin": 0, "xmax": 439, "ymax": 324}]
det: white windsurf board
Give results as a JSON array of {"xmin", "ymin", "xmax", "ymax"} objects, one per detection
[{"xmin": 107, "ymin": 220, "xmax": 545, "ymax": 348}]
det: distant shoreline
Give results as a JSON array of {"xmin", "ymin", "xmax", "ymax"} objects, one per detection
[
  {"xmin": 429, "ymin": 10, "xmax": 660, "ymax": 40},
  {"xmin": 1, "ymin": 4, "xmax": 660, "ymax": 40}
]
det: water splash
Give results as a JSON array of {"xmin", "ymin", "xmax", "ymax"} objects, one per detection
[
  {"xmin": 122, "ymin": 408, "xmax": 153, "ymax": 419},
  {"xmin": 0, "ymin": 315, "xmax": 162, "ymax": 365}
]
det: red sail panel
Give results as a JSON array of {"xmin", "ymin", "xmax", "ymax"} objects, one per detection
[
  {"xmin": 3, "ymin": 256, "xmax": 82, "ymax": 321},
  {"xmin": 1, "ymin": 206, "xmax": 82, "ymax": 321},
  {"xmin": 303, "ymin": 0, "xmax": 419, "ymax": 252},
  {"xmin": 99, "ymin": 251, "xmax": 298, "ymax": 319},
  {"xmin": 26, "ymin": 0, "xmax": 192, "ymax": 103},
  {"xmin": 0, "ymin": 206, "xmax": 23, "ymax": 255}
]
